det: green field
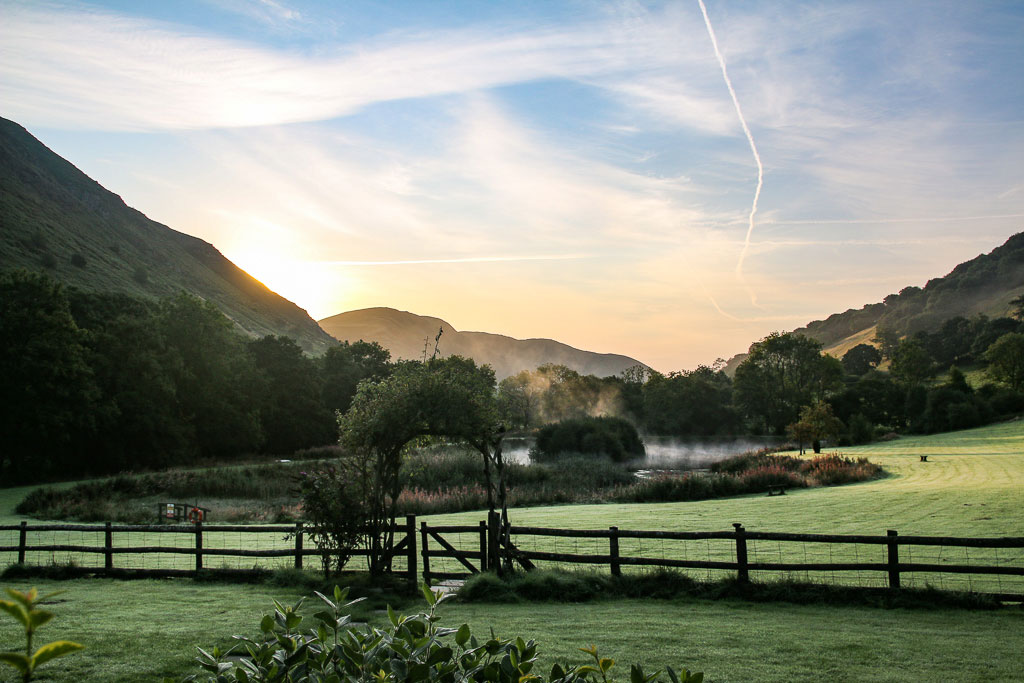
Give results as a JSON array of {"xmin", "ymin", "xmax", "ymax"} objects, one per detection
[
  {"xmin": 2, "ymin": 421, "xmax": 1023, "ymax": 681},
  {"xmin": 0, "ymin": 577, "xmax": 1022, "ymax": 682}
]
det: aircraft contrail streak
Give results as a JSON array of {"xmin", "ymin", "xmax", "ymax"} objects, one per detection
[
  {"xmin": 697, "ymin": 0, "xmax": 763, "ymax": 304},
  {"xmin": 320, "ymin": 254, "xmax": 591, "ymax": 266}
]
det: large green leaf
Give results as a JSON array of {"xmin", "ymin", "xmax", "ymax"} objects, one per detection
[
  {"xmin": 4, "ymin": 587, "xmax": 37, "ymax": 608},
  {"xmin": 28, "ymin": 609, "xmax": 55, "ymax": 630},
  {"xmin": 0, "ymin": 651, "xmax": 31, "ymax": 674},
  {"xmin": 31, "ymin": 640, "xmax": 85, "ymax": 669},
  {"xmin": 0, "ymin": 600, "xmax": 29, "ymax": 629}
]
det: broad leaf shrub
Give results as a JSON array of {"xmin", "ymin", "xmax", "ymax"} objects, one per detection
[
  {"xmin": 533, "ymin": 417, "xmax": 645, "ymax": 463},
  {"xmin": 178, "ymin": 584, "xmax": 703, "ymax": 683},
  {"xmin": 296, "ymin": 466, "xmax": 367, "ymax": 577},
  {"xmin": 0, "ymin": 587, "xmax": 84, "ymax": 682}
]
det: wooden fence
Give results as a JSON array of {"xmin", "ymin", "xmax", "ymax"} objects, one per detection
[
  {"xmin": 3, "ymin": 518, "xmax": 1023, "ymax": 600},
  {"xmin": 0, "ymin": 518, "xmax": 418, "ymax": 585}
]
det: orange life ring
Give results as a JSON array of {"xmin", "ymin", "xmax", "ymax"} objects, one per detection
[{"xmin": 188, "ymin": 507, "xmax": 203, "ymax": 523}]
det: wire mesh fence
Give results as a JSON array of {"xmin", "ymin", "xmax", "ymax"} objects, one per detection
[{"xmin": 3, "ymin": 519, "xmax": 1022, "ymax": 599}]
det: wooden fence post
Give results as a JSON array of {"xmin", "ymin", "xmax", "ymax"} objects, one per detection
[
  {"xmin": 733, "ymin": 523, "xmax": 749, "ymax": 583},
  {"xmin": 887, "ymin": 529, "xmax": 900, "ymax": 589},
  {"xmin": 195, "ymin": 520, "xmax": 203, "ymax": 572},
  {"xmin": 104, "ymin": 522, "xmax": 113, "ymax": 570},
  {"xmin": 406, "ymin": 515, "xmax": 417, "ymax": 589},
  {"xmin": 488, "ymin": 510, "xmax": 501, "ymax": 577},
  {"xmin": 609, "ymin": 526, "xmax": 621, "ymax": 577},
  {"xmin": 18, "ymin": 521, "xmax": 27, "ymax": 565},
  {"xmin": 420, "ymin": 521, "xmax": 431, "ymax": 586},
  {"xmin": 294, "ymin": 522, "xmax": 304, "ymax": 570},
  {"xmin": 479, "ymin": 520, "xmax": 488, "ymax": 572}
]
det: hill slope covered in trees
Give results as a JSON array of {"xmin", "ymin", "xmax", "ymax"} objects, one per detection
[
  {"xmin": 726, "ymin": 232, "xmax": 1024, "ymax": 372},
  {"xmin": 0, "ymin": 116, "xmax": 335, "ymax": 354}
]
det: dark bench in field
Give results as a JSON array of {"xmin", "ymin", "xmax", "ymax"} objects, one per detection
[{"xmin": 768, "ymin": 487, "xmax": 786, "ymax": 496}]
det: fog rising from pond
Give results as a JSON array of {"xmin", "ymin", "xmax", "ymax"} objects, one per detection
[{"xmin": 502, "ymin": 436, "xmax": 780, "ymax": 469}]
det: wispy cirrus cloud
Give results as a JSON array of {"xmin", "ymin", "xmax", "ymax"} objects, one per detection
[{"xmin": 0, "ymin": 1, "xmax": 689, "ymax": 131}]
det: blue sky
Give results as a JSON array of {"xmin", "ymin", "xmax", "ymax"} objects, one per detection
[{"xmin": 2, "ymin": 0, "xmax": 1023, "ymax": 371}]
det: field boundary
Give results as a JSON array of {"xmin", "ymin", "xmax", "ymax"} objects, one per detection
[{"xmin": 3, "ymin": 517, "xmax": 1022, "ymax": 600}]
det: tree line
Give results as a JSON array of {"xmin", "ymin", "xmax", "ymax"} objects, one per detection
[
  {"xmin": 496, "ymin": 317, "xmax": 1024, "ymax": 444},
  {"xmin": 0, "ymin": 270, "xmax": 389, "ymax": 484},
  {"xmin": 4, "ymin": 268, "xmax": 1023, "ymax": 485}
]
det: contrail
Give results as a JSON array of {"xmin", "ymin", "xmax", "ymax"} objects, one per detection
[
  {"xmin": 320, "ymin": 254, "xmax": 591, "ymax": 266},
  {"xmin": 697, "ymin": 0, "xmax": 763, "ymax": 304}
]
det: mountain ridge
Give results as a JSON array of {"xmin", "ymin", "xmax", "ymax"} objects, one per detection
[
  {"xmin": 318, "ymin": 307, "xmax": 648, "ymax": 380},
  {"xmin": 725, "ymin": 232, "xmax": 1024, "ymax": 372},
  {"xmin": 0, "ymin": 116, "xmax": 336, "ymax": 353}
]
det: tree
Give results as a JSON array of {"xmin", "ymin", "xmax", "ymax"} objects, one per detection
[
  {"xmin": 157, "ymin": 293, "xmax": 263, "ymax": 458},
  {"xmin": 249, "ymin": 335, "xmax": 335, "ymax": 454},
  {"xmin": 733, "ymin": 332, "xmax": 843, "ymax": 434},
  {"xmin": 984, "ymin": 332, "xmax": 1024, "ymax": 391},
  {"xmin": 872, "ymin": 326, "xmax": 901, "ymax": 360},
  {"xmin": 496, "ymin": 371, "xmax": 543, "ymax": 429},
  {"xmin": 68, "ymin": 290, "xmax": 189, "ymax": 473},
  {"xmin": 841, "ymin": 343, "xmax": 882, "ymax": 376},
  {"xmin": 787, "ymin": 401, "xmax": 844, "ymax": 454},
  {"xmin": 0, "ymin": 271, "xmax": 99, "ymax": 483},
  {"xmin": 889, "ymin": 339, "xmax": 934, "ymax": 386},
  {"xmin": 338, "ymin": 356, "xmax": 506, "ymax": 573},
  {"xmin": 1010, "ymin": 294, "xmax": 1024, "ymax": 321},
  {"xmin": 320, "ymin": 340, "xmax": 391, "ymax": 415},
  {"xmin": 642, "ymin": 365, "xmax": 738, "ymax": 436}
]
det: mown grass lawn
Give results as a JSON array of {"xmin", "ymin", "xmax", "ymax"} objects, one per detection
[
  {"xmin": 428, "ymin": 419, "xmax": 1024, "ymax": 538},
  {"xmin": 2, "ymin": 420, "xmax": 1022, "ymax": 681},
  {"xmin": 0, "ymin": 577, "xmax": 1021, "ymax": 682}
]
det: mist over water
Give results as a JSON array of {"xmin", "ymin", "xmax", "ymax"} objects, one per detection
[
  {"xmin": 501, "ymin": 435, "xmax": 780, "ymax": 469},
  {"xmin": 639, "ymin": 436, "xmax": 780, "ymax": 469}
]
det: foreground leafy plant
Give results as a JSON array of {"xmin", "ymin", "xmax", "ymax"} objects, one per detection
[
  {"xmin": 0, "ymin": 587, "xmax": 84, "ymax": 682},
  {"xmin": 178, "ymin": 584, "xmax": 702, "ymax": 683}
]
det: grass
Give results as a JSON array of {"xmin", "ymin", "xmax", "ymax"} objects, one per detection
[
  {"xmin": 0, "ymin": 577, "xmax": 1020, "ymax": 682},
  {"xmin": 1, "ymin": 420, "xmax": 1022, "ymax": 681},
  {"xmin": 424, "ymin": 419, "xmax": 1024, "ymax": 536},
  {"xmin": 419, "ymin": 420, "xmax": 1024, "ymax": 594},
  {"xmin": 438, "ymin": 598, "xmax": 1024, "ymax": 682}
]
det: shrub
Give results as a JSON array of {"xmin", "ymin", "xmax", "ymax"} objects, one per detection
[
  {"xmin": 179, "ymin": 584, "xmax": 703, "ymax": 683},
  {"xmin": 0, "ymin": 587, "xmax": 84, "ymax": 682},
  {"xmin": 296, "ymin": 465, "xmax": 367, "ymax": 577},
  {"xmin": 533, "ymin": 417, "xmax": 644, "ymax": 463}
]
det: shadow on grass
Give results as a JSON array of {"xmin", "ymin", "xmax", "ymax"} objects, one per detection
[{"xmin": 457, "ymin": 568, "xmax": 1019, "ymax": 611}]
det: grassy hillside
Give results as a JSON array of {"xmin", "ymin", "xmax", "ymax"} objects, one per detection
[
  {"xmin": 319, "ymin": 307, "xmax": 648, "ymax": 380},
  {"xmin": 0, "ymin": 117, "xmax": 335, "ymax": 353}
]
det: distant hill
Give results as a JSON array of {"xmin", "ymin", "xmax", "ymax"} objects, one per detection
[
  {"xmin": 319, "ymin": 307, "xmax": 648, "ymax": 380},
  {"xmin": 0, "ymin": 117, "xmax": 335, "ymax": 353},
  {"xmin": 725, "ymin": 232, "xmax": 1024, "ymax": 373}
]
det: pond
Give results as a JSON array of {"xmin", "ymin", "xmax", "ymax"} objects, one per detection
[{"xmin": 501, "ymin": 435, "xmax": 782, "ymax": 469}]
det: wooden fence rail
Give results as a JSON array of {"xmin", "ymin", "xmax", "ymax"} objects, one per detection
[
  {"xmin": 0, "ymin": 517, "xmax": 419, "ymax": 585},
  {"xmin": 4, "ymin": 518, "xmax": 1023, "ymax": 600}
]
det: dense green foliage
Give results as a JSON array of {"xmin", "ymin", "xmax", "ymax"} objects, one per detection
[
  {"xmin": 533, "ymin": 417, "xmax": 644, "ymax": 463},
  {"xmin": 733, "ymin": 332, "xmax": 843, "ymax": 434},
  {"xmin": 0, "ymin": 271, "xmax": 392, "ymax": 484},
  {"xmin": 796, "ymin": 232, "xmax": 1024, "ymax": 346},
  {"xmin": 338, "ymin": 356, "xmax": 506, "ymax": 573},
  {"xmin": 180, "ymin": 584, "xmax": 702, "ymax": 683}
]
